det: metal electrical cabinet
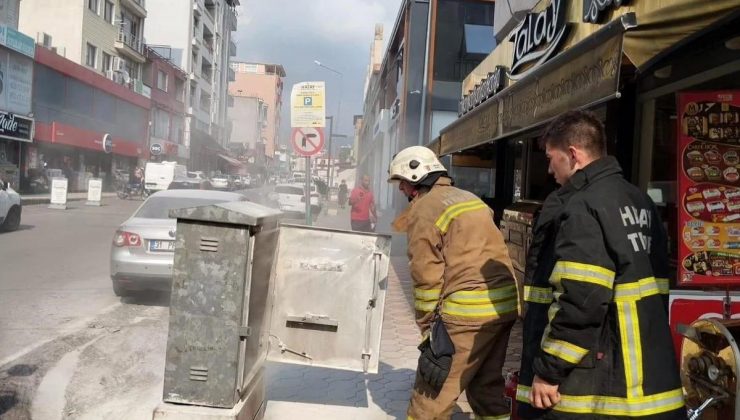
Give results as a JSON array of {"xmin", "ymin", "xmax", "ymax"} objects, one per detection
[
  {"xmin": 161, "ymin": 202, "xmax": 391, "ymax": 414},
  {"xmin": 500, "ymin": 200, "xmax": 542, "ymax": 281}
]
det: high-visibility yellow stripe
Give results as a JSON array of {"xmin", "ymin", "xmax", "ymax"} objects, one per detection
[
  {"xmin": 614, "ymin": 277, "xmax": 667, "ymax": 302},
  {"xmin": 524, "ymin": 285, "xmax": 552, "ymax": 304},
  {"xmin": 434, "ymin": 199, "xmax": 488, "ymax": 233},
  {"xmin": 655, "ymin": 277, "xmax": 669, "ymax": 294},
  {"xmin": 475, "ymin": 415, "xmax": 510, "ymax": 420},
  {"xmin": 446, "ymin": 285, "xmax": 518, "ymax": 304},
  {"xmin": 550, "ymin": 261, "xmax": 615, "ymax": 289},
  {"xmin": 516, "ymin": 385, "xmax": 684, "ymax": 416},
  {"xmin": 617, "ymin": 301, "xmax": 644, "ymax": 398},
  {"xmin": 414, "ymin": 288, "xmax": 441, "ymax": 301},
  {"xmin": 414, "ymin": 300, "xmax": 437, "ymax": 312},
  {"xmin": 442, "ymin": 299, "xmax": 518, "ymax": 318},
  {"xmin": 542, "ymin": 337, "xmax": 589, "ymax": 365}
]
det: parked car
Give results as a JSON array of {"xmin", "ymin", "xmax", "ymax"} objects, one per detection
[
  {"xmin": 230, "ymin": 175, "xmax": 243, "ymax": 190},
  {"xmin": 168, "ymin": 175, "xmax": 211, "ymax": 190},
  {"xmin": 0, "ymin": 179, "xmax": 21, "ymax": 232},
  {"xmin": 109, "ymin": 189, "xmax": 246, "ymax": 296},
  {"xmin": 241, "ymin": 175, "xmax": 252, "ymax": 188},
  {"xmin": 270, "ymin": 183, "xmax": 321, "ymax": 220},
  {"xmin": 210, "ymin": 175, "xmax": 231, "ymax": 191},
  {"xmin": 144, "ymin": 161, "xmax": 187, "ymax": 193}
]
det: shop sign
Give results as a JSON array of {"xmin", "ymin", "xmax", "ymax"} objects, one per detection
[
  {"xmin": 442, "ymin": 99, "xmax": 499, "ymax": 156},
  {"xmin": 0, "ymin": 25, "xmax": 34, "ymax": 58},
  {"xmin": 102, "ymin": 133, "xmax": 113, "ymax": 153},
  {"xmin": 509, "ymin": 0, "xmax": 569, "ymax": 80},
  {"xmin": 583, "ymin": 0, "xmax": 629, "ymax": 24},
  {"xmin": 150, "ymin": 142, "xmax": 163, "ymax": 156},
  {"xmin": 458, "ymin": 66, "xmax": 506, "ymax": 117},
  {"xmin": 0, "ymin": 48, "xmax": 33, "ymax": 116},
  {"xmin": 0, "ymin": 110, "xmax": 31, "ymax": 142},
  {"xmin": 677, "ymin": 91, "xmax": 740, "ymax": 287},
  {"xmin": 501, "ymin": 26, "xmax": 622, "ymax": 136}
]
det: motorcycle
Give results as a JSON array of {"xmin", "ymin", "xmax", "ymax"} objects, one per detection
[{"xmin": 117, "ymin": 181, "xmax": 149, "ymax": 200}]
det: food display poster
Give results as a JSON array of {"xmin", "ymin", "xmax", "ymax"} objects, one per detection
[{"xmin": 678, "ymin": 91, "xmax": 740, "ymax": 286}]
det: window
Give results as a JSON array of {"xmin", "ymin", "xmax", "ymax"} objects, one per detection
[
  {"xmin": 88, "ymin": 0, "xmax": 99, "ymax": 13},
  {"xmin": 175, "ymin": 78, "xmax": 185, "ymax": 102},
  {"xmin": 104, "ymin": 1, "xmax": 114, "ymax": 23},
  {"xmin": 102, "ymin": 52, "xmax": 112, "ymax": 72},
  {"xmin": 157, "ymin": 70, "xmax": 168, "ymax": 92},
  {"xmin": 85, "ymin": 43, "xmax": 97, "ymax": 68}
]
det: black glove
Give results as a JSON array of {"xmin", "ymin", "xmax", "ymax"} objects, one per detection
[{"xmin": 417, "ymin": 318, "xmax": 455, "ymax": 393}]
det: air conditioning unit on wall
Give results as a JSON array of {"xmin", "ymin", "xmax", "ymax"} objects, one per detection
[{"xmin": 112, "ymin": 56, "xmax": 125, "ymax": 72}]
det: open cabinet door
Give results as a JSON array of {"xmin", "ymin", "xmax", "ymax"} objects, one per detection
[{"xmin": 267, "ymin": 224, "xmax": 391, "ymax": 374}]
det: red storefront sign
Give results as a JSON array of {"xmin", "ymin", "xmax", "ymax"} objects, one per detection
[
  {"xmin": 677, "ymin": 91, "xmax": 740, "ymax": 286},
  {"xmin": 34, "ymin": 121, "xmax": 143, "ymax": 157}
]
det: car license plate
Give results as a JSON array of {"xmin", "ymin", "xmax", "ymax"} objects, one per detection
[{"xmin": 149, "ymin": 240, "xmax": 175, "ymax": 252}]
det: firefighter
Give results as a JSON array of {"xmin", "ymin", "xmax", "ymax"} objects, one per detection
[
  {"xmin": 388, "ymin": 146, "xmax": 519, "ymax": 420},
  {"xmin": 518, "ymin": 111, "xmax": 685, "ymax": 419}
]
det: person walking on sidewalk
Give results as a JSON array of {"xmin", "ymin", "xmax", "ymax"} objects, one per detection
[
  {"xmin": 349, "ymin": 175, "xmax": 377, "ymax": 232},
  {"xmin": 518, "ymin": 111, "xmax": 684, "ymax": 419},
  {"xmin": 338, "ymin": 179, "xmax": 348, "ymax": 209},
  {"xmin": 388, "ymin": 146, "xmax": 519, "ymax": 420}
]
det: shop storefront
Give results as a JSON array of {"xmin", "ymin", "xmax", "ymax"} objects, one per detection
[
  {"xmin": 28, "ymin": 47, "xmax": 148, "ymax": 192},
  {"xmin": 433, "ymin": 0, "xmax": 740, "ymax": 228},
  {"xmin": 0, "ymin": 25, "xmax": 35, "ymax": 189}
]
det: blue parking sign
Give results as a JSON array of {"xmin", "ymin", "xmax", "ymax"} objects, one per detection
[{"xmin": 304, "ymin": 97, "xmax": 313, "ymax": 106}]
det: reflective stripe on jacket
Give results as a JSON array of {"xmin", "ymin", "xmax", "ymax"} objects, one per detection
[
  {"xmin": 394, "ymin": 176, "xmax": 520, "ymax": 330},
  {"xmin": 517, "ymin": 157, "xmax": 684, "ymax": 419}
]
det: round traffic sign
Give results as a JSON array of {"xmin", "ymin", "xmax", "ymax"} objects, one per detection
[
  {"xmin": 291, "ymin": 127, "xmax": 325, "ymax": 157},
  {"xmin": 150, "ymin": 143, "xmax": 163, "ymax": 156},
  {"xmin": 102, "ymin": 133, "xmax": 113, "ymax": 153}
]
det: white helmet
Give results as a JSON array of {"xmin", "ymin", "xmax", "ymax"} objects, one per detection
[{"xmin": 387, "ymin": 146, "xmax": 446, "ymax": 184}]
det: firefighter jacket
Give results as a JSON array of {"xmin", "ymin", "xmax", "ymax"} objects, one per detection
[
  {"xmin": 393, "ymin": 176, "xmax": 520, "ymax": 332},
  {"xmin": 517, "ymin": 157, "xmax": 685, "ymax": 419}
]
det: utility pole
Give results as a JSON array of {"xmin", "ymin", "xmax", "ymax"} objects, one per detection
[{"xmin": 326, "ymin": 116, "xmax": 334, "ymax": 188}]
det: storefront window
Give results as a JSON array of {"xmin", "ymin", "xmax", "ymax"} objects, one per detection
[{"xmin": 453, "ymin": 166, "xmax": 494, "ymax": 200}]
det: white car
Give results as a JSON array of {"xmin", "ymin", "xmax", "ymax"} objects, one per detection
[
  {"xmin": 210, "ymin": 175, "xmax": 231, "ymax": 190},
  {"xmin": 0, "ymin": 180, "xmax": 21, "ymax": 232},
  {"xmin": 271, "ymin": 183, "xmax": 321, "ymax": 219}
]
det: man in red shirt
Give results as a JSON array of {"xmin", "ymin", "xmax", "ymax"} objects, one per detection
[{"xmin": 349, "ymin": 175, "xmax": 377, "ymax": 232}]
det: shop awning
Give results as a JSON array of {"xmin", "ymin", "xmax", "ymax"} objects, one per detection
[
  {"xmin": 436, "ymin": 13, "xmax": 636, "ymax": 157},
  {"xmin": 624, "ymin": 0, "xmax": 740, "ymax": 72},
  {"xmin": 218, "ymin": 154, "xmax": 244, "ymax": 167}
]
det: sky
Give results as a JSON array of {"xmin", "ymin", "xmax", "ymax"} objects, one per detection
[{"xmin": 233, "ymin": 0, "xmax": 402, "ymax": 151}]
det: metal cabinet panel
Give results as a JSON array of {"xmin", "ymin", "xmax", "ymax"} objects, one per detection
[{"xmin": 267, "ymin": 225, "xmax": 391, "ymax": 374}]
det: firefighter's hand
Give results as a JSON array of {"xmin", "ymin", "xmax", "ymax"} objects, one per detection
[{"xmin": 530, "ymin": 375, "xmax": 560, "ymax": 409}]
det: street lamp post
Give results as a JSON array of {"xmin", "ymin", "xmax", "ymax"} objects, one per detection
[{"xmin": 314, "ymin": 60, "xmax": 342, "ymax": 189}]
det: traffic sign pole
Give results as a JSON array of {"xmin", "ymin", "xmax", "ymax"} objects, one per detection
[{"xmin": 305, "ymin": 156, "xmax": 312, "ymax": 226}]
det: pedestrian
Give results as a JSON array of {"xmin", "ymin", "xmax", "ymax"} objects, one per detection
[
  {"xmin": 518, "ymin": 110, "xmax": 684, "ymax": 419},
  {"xmin": 348, "ymin": 175, "xmax": 377, "ymax": 232},
  {"xmin": 338, "ymin": 179, "xmax": 348, "ymax": 209},
  {"xmin": 388, "ymin": 146, "xmax": 519, "ymax": 420}
]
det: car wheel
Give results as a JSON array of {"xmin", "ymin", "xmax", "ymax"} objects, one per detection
[
  {"xmin": 112, "ymin": 279, "xmax": 129, "ymax": 297},
  {"xmin": 1, "ymin": 206, "xmax": 20, "ymax": 232}
]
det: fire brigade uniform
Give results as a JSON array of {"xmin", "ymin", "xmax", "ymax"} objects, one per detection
[
  {"xmin": 394, "ymin": 175, "xmax": 519, "ymax": 420},
  {"xmin": 517, "ymin": 156, "xmax": 685, "ymax": 419}
]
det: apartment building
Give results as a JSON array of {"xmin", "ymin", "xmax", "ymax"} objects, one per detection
[
  {"xmin": 228, "ymin": 62, "xmax": 285, "ymax": 159},
  {"xmin": 19, "ymin": 0, "xmax": 149, "ymax": 97},
  {"xmin": 145, "ymin": 0, "xmax": 239, "ymax": 172}
]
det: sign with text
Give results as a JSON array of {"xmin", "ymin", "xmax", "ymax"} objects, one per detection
[
  {"xmin": 291, "ymin": 127, "xmax": 324, "ymax": 157},
  {"xmin": 0, "ymin": 110, "xmax": 31, "ymax": 142},
  {"xmin": 87, "ymin": 178, "xmax": 102, "ymax": 206},
  {"xmin": 0, "ymin": 47, "xmax": 33, "ymax": 116},
  {"xmin": 677, "ymin": 91, "xmax": 740, "ymax": 287},
  {"xmin": 509, "ymin": 0, "xmax": 569, "ymax": 80},
  {"xmin": 49, "ymin": 177, "xmax": 68, "ymax": 210},
  {"xmin": 291, "ymin": 82, "xmax": 325, "ymax": 128}
]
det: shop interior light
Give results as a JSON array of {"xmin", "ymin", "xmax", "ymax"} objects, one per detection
[
  {"xmin": 654, "ymin": 65, "xmax": 672, "ymax": 79},
  {"xmin": 725, "ymin": 36, "xmax": 740, "ymax": 50}
]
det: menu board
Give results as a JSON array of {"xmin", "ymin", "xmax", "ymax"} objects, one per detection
[{"xmin": 678, "ymin": 91, "xmax": 740, "ymax": 286}]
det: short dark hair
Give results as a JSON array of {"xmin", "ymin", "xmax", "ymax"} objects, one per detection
[{"xmin": 539, "ymin": 110, "xmax": 607, "ymax": 157}]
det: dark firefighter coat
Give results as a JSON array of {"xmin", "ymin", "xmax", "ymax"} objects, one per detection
[{"xmin": 517, "ymin": 157, "xmax": 685, "ymax": 419}]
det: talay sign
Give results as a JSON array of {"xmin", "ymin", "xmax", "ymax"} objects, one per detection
[
  {"xmin": 458, "ymin": 66, "xmax": 506, "ymax": 117},
  {"xmin": 583, "ymin": 0, "xmax": 630, "ymax": 23},
  {"xmin": 509, "ymin": 0, "xmax": 569, "ymax": 80}
]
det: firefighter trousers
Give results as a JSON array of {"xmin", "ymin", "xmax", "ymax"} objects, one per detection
[{"xmin": 407, "ymin": 320, "xmax": 515, "ymax": 420}]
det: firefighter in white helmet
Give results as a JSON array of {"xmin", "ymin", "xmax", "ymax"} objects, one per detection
[{"xmin": 389, "ymin": 145, "xmax": 520, "ymax": 420}]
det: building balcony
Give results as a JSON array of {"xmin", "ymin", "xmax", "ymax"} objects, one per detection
[
  {"xmin": 227, "ymin": 66, "xmax": 235, "ymax": 82},
  {"xmin": 227, "ymin": 10, "xmax": 237, "ymax": 31},
  {"xmin": 120, "ymin": 0, "xmax": 146, "ymax": 18},
  {"xmin": 228, "ymin": 39, "xmax": 237, "ymax": 57},
  {"xmin": 115, "ymin": 28, "xmax": 145, "ymax": 63},
  {"xmin": 193, "ymin": 2, "xmax": 201, "ymax": 17}
]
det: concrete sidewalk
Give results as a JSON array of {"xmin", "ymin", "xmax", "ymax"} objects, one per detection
[{"xmin": 264, "ymin": 203, "xmax": 523, "ymax": 419}]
